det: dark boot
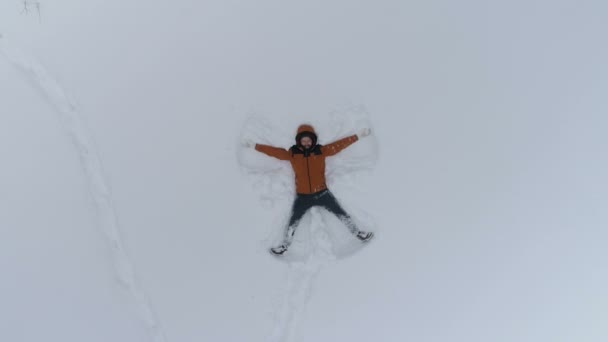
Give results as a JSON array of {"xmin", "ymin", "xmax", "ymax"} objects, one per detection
[
  {"xmin": 356, "ymin": 231, "xmax": 374, "ymax": 242},
  {"xmin": 270, "ymin": 245, "xmax": 288, "ymax": 256}
]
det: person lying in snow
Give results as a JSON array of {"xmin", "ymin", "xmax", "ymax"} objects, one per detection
[{"xmin": 244, "ymin": 124, "xmax": 374, "ymax": 256}]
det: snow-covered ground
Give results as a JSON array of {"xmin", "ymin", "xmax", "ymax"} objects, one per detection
[{"xmin": 2, "ymin": 1, "xmax": 608, "ymax": 341}]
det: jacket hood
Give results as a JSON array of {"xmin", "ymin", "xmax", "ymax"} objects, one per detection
[{"xmin": 295, "ymin": 124, "xmax": 318, "ymax": 146}]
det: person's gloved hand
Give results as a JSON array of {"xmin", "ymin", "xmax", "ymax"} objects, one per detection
[
  {"xmin": 242, "ymin": 138, "xmax": 256, "ymax": 148},
  {"xmin": 358, "ymin": 128, "xmax": 372, "ymax": 138}
]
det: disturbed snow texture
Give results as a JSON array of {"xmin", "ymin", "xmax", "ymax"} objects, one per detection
[
  {"xmin": 238, "ymin": 111, "xmax": 379, "ymax": 341},
  {"xmin": 1, "ymin": 38, "xmax": 166, "ymax": 342}
]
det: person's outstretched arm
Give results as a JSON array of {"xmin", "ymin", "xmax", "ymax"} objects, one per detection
[
  {"xmin": 253, "ymin": 143, "xmax": 291, "ymax": 160},
  {"xmin": 321, "ymin": 135, "xmax": 358, "ymax": 157},
  {"xmin": 321, "ymin": 128, "xmax": 371, "ymax": 157}
]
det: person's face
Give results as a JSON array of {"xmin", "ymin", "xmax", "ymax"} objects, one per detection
[{"xmin": 300, "ymin": 136, "xmax": 313, "ymax": 149}]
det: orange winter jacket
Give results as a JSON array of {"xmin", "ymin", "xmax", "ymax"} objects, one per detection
[{"xmin": 255, "ymin": 124, "xmax": 359, "ymax": 194}]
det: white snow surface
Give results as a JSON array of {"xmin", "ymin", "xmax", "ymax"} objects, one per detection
[{"xmin": 2, "ymin": 1, "xmax": 608, "ymax": 342}]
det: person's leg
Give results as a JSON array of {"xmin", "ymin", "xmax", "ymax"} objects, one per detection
[
  {"xmin": 318, "ymin": 191, "xmax": 374, "ymax": 241},
  {"xmin": 317, "ymin": 190, "xmax": 359, "ymax": 235},
  {"xmin": 282, "ymin": 195, "xmax": 313, "ymax": 247}
]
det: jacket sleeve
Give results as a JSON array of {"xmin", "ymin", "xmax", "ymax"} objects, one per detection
[
  {"xmin": 255, "ymin": 144, "xmax": 291, "ymax": 160},
  {"xmin": 321, "ymin": 134, "xmax": 359, "ymax": 157}
]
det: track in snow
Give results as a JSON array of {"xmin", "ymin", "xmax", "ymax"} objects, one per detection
[{"xmin": 0, "ymin": 35, "xmax": 167, "ymax": 342}]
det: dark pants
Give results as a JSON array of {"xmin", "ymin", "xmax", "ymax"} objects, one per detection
[{"xmin": 283, "ymin": 189, "xmax": 359, "ymax": 246}]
